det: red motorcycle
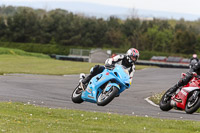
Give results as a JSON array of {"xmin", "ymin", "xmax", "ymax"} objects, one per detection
[{"xmin": 160, "ymin": 73, "xmax": 200, "ymax": 114}]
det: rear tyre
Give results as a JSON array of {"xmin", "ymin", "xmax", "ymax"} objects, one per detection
[
  {"xmin": 71, "ymin": 85, "xmax": 84, "ymax": 103},
  {"xmin": 97, "ymin": 86, "xmax": 119, "ymax": 106},
  {"xmin": 159, "ymin": 90, "xmax": 173, "ymax": 111},
  {"xmin": 185, "ymin": 91, "xmax": 200, "ymax": 114}
]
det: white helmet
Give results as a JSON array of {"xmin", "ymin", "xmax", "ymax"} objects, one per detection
[
  {"xmin": 193, "ymin": 54, "xmax": 197, "ymax": 58},
  {"xmin": 126, "ymin": 48, "xmax": 139, "ymax": 63}
]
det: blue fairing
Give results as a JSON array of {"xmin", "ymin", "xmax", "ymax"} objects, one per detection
[{"xmin": 81, "ymin": 65, "xmax": 131, "ymax": 103}]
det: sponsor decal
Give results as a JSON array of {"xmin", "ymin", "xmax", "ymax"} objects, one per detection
[
  {"xmin": 184, "ymin": 87, "xmax": 199, "ymax": 92},
  {"xmin": 88, "ymin": 95, "xmax": 94, "ymax": 99},
  {"xmin": 98, "ymin": 77, "xmax": 106, "ymax": 82},
  {"xmin": 96, "ymin": 74, "xmax": 103, "ymax": 81},
  {"xmin": 181, "ymin": 89, "xmax": 187, "ymax": 96},
  {"xmin": 123, "ymin": 69, "xmax": 129, "ymax": 75},
  {"xmin": 86, "ymin": 87, "xmax": 92, "ymax": 93}
]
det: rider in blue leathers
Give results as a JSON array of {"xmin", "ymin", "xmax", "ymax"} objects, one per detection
[{"xmin": 80, "ymin": 48, "xmax": 140, "ymax": 90}]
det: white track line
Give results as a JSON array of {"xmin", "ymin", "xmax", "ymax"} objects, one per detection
[{"xmin": 145, "ymin": 97, "xmax": 159, "ymax": 107}]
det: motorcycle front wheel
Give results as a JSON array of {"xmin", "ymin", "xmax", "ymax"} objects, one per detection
[
  {"xmin": 97, "ymin": 86, "xmax": 119, "ymax": 106},
  {"xmin": 71, "ymin": 85, "xmax": 84, "ymax": 103},
  {"xmin": 185, "ymin": 91, "xmax": 200, "ymax": 114},
  {"xmin": 159, "ymin": 90, "xmax": 173, "ymax": 111}
]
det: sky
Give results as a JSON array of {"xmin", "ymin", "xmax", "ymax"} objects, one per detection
[
  {"xmin": 66, "ymin": 0, "xmax": 200, "ymax": 15},
  {"xmin": 1, "ymin": 0, "xmax": 200, "ymax": 20}
]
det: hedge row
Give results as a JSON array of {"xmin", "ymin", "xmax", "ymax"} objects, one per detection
[
  {"xmin": 0, "ymin": 42, "xmax": 192, "ymax": 60},
  {"xmin": 0, "ymin": 42, "xmax": 70, "ymax": 55}
]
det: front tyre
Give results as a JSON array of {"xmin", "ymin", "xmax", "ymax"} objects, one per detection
[
  {"xmin": 71, "ymin": 85, "xmax": 84, "ymax": 103},
  {"xmin": 185, "ymin": 91, "xmax": 200, "ymax": 114},
  {"xmin": 159, "ymin": 90, "xmax": 173, "ymax": 111},
  {"xmin": 97, "ymin": 86, "xmax": 119, "ymax": 106}
]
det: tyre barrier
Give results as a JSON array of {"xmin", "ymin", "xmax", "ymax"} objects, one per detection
[
  {"xmin": 135, "ymin": 60, "xmax": 189, "ymax": 69},
  {"xmin": 50, "ymin": 54, "xmax": 89, "ymax": 62},
  {"xmin": 50, "ymin": 54, "xmax": 189, "ymax": 69}
]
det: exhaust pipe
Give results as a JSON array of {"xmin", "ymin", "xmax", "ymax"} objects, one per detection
[{"xmin": 170, "ymin": 100, "xmax": 176, "ymax": 107}]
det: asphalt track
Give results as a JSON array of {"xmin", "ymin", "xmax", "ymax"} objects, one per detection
[{"xmin": 0, "ymin": 68, "xmax": 200, "ymax": 121}]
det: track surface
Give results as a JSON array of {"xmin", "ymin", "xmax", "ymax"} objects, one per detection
[{"xmin": 0, "ymin": 68, "xmax": 200, "ymax": 121}]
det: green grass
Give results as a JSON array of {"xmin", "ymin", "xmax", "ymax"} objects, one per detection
[
  {"xmin": 0, "ymin": 102, "xmax": 199, "ymax": 133},
  {"xmin": 0, "ymin": 54, "xmax": 153, "ymax": 75},
  {"xmin": 0, "ymin": 55, "xmax": 98, "ymax": 75},
  {"xmin": 0, "ymin": 47, "xmax": 49, "ymax": 58},
  {"xmin": 0, "ymin": 47, "xmax": 155, "ymax": 75},
  {"xmin": 149, "ymin": 92, "xmax": 164, "ymax": 105}
]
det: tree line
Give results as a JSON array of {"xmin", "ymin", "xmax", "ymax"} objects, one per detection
[{"xmin": 1, "ymin": 5, "xmax": 200, "ymax": 55}]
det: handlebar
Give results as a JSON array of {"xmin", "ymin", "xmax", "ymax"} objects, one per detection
[{"xmin": 105, "ymin": 64, "xmax": 115, "ymax": 70}]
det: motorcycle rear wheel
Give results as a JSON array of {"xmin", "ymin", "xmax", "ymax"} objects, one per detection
[
  {"xmin": 159, "ymin": 90, "xmax": 173, "ymax": 111},
  {"xmin": 97, "ymin": 86, "xmax": 119, "ymax": 106},
  {"xmin": 185, "ymin": 92, "xmax": 200, "ymax": 114},
  {"xmin": 71, "ymin": 85, "xmax": 84, "ymax": 103}
]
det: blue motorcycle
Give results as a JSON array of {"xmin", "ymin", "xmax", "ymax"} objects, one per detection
[{"xmin": 71, "ymin": 64, "xmax": 132, "ymax": 106}]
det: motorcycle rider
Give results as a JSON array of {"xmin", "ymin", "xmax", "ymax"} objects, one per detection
[
  {"xmin": 190, "ymin": 54, "xmax": 199, "ymax": 63},
  {"xmin": 189, "ymin": 54, "xmax": 199, "ymax": 69},
  {"xmin": 165, "ymin": 56, "xmax": 200, "ymax": 99},
  {"xmin": 80, "ymin": 48, "xmax": 139, "ymax": 90}
]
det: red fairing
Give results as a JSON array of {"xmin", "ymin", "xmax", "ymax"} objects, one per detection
[
  {"xmin": 172, "ymin": 75, "xmax": 200, "ymax": 110},
  {"xmin": 173, "ymin": 89, "xmax": 189, "ymax": 109}
]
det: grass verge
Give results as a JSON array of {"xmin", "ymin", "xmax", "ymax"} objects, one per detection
[
  {"xmin": 0, "ymin": 47, "xmax": 49, "ymax": 58},
  {"xmin": 0, "ymin": 102, "xmax": 200, "ymax": 133},
  {"xmin": 0, "ymin": 54, "xmax": 153, "ymax": 75}
]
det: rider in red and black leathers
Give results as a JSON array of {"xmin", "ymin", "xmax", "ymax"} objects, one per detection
[
  {"xmin": 190, "ymin": 54, "xmax": 199, "ymax": 63},
  {"xmin": 167, "ymin": 61, "xmax": 200, "ymax": 96},
  {"xmin": 80, "ymin": 48, "xmax": 139, "ymax": 90}
]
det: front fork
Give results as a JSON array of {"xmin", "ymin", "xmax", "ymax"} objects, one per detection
[{"xmin": 170, "ymin": 88, "xmax": 181, "ymax": 107}]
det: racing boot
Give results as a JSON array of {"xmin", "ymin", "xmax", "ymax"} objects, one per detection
[
  {"xmin": 164, "ymin": 72, "xmax": 193, "ymax": 101},
  {"xmin": 164, "ymin": 84, "xmax": 179, "ymax": 102},
  {"xmin": 79, "ymin": 81, "xmax": 86, "ymax": 90},
  {"xmin": 79, "ymin": 74, "xmax": 93, "ymax": 90},
  {"xmin": 167, "ymin": 84, "xmax": 179, "ymax": 96}
]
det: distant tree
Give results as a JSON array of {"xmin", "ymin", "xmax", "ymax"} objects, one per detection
[
  {"xmin": 1, "ymin": 5, "xmax": 200, "ymax": 56},
  {"xmin": 122, "ymin": 18, "xmax": 141, "ymax": 49},
  {"xmin": 107, "ymin": 16, "xmax": 122, "ymax": 29},
  {"xmin": 0, "ymin": 5, "xmax": 17, "ymax": 16},
  {"xmin": 142, "ymin": 25, "xmax": 173, "ymax": 52},
  {"xmin": 6, "ymin": 8, "xmax": 39, "ymax": 42},
  {"xmin": 172, "ymin": 30, "xmax": 196, "ymax": 54},
  {"xmin": 0, "ymin": 16, "xmax": 7, "ymax": 41},
  {"xmin": 105, "ymin": 28, "xmax": 127, "ymax": 48},
  {"xmin": 175, "ymin": 23, "xmax": 187, "ymax": 31},
  {"xmin": 195, "ymin": 35, "xmax": 200, "ymax": 54}
]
